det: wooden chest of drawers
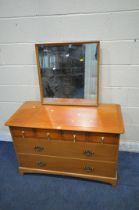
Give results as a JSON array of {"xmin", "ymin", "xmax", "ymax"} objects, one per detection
[{"xmin": 5, "ymin": 101, "xmax": 124, "ymax": 186}]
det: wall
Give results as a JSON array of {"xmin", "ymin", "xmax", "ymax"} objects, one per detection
[{"xmin": 0, "ymin": 0, "xmax": 139, "ymax": 151}]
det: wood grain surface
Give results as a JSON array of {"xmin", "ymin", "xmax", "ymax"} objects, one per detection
[
  {"xmin": 5, "ymin": 101, "xmax": 124, "ymax": 134},
  {"xmin": 18, "ymin": 154, "xmax": 116, "ymax": 177},
  {"xmin": 14, "ymin": 138, "xmax": 118, "ymax": 161}
]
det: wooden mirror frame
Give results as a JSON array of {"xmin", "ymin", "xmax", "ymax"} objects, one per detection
[{"xmin": 35, "ymin": 41, "xmax": 100, "ymax": 106}]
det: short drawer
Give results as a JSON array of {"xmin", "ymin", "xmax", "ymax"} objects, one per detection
[
  {"xmin": 18, "ymin": 154, "xmax": 116, "ymax": 177},
  {"xmin": 14, "ymin": 138, "xmax": 118, "ymax": 161},
  {"xmin": 88, "ymin": 133, "xmax": 119, "ymax": 145},
  {"xmin": 35, "ymin": 129, "xmax": 62, "ymax": 140},
  {"xmin": 62, "ymin": 131, "xmax": 86, "ymax": 141},
  {"xmin": 10, "ymin": 127, "xmax": 35, "ymax": 138}
]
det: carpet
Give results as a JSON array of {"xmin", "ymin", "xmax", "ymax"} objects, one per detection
[{"xmin": 0, "ymin": 141, "xmax": 139, "ymax": 210}]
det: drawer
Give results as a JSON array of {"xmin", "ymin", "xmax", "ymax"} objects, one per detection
[
  {"xmin": 10, "ymin": 127, "xmax": 62, "ymax": 140},
  {"xmin": 11, "ymin": 127, "xmax": 35, "ymax": 138},
  {"xmin": 35, "ymin": 129, "xmax": 62, "ymax": 140},
  {"xmin": 18, "ymin": 154, "xmax": 116, "ymax": 177},
  {"xmin": 62, "ymin": 131, "xmax": 86, "ymax": 141},
  {"xmin": 14, "ymin": 138, "xmax": 118, "ymax": 161},
  {"xmin": 88, "ymin": 133, "xmax": 119, "ymax": 145}
]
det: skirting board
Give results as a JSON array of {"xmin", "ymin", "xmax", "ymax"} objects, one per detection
[
  {"xmin": 0, "ymin": 131, "xmax": 12, "ymax": 142},
  {"xmin": 119, "ymin": 140, "xmax": 139, "ymax": 153},
  {"xmin": 0, "ymin": 132, "xmax": 139, "ymax": 153}
]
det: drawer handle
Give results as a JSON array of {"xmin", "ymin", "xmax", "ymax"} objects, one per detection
[
  {"xmin": 83, "ymin": 150, "xmax": 94, "ymax": 157},
  {"xmin": 34, "ymin": 146, "xmax": 44, "ymax": 152},
  {"xmin": 100, "ymin": 137, "xmax": 104, "ymax": 144},
  {"xmin": 84, "ymin": 166, "xmax": 94, "ymax": 173},
  {"xmin": 36, "ymin": 161, "xmax": 46, "ymax": 167},
  {"xmin": 73, "ymin": 134, "xmax": 76, "ymax": 143},
  {"xmin": 46, "ymin": 132, "xmax": 51, "ymax": 141},
  {"xmin": 21, "ymin": 130, "xmax": 25, "ymax": 138}
]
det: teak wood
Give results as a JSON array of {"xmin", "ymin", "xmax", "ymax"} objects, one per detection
[
  {"xmin": 18, "ymin": 154, "xmax": 116, "ymax": 177},
  {"xmin": 13, "ymin": 138, "xmax": 118, "ymax": 162},
  {"xmin": 6, "ymin": 101, "xmax": 124, "ymax": 133},
  {"xmin": 5, "ymin": 101, "xmax": 124, "ymax": 186}
]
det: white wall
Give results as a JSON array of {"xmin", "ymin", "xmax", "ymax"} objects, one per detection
[{"xmin": 0, "ymin": 0, "xmax": 139, "ymax": 152}]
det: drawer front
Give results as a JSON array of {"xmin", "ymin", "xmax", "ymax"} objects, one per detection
[
  {"xmin": 11, "ymin": 127, "xmax": 35, "ymax": 138},
  {"xmin": 18, "ymin": 154, "xmax": 116, "ymax": 177},
  {"xmin": 14, "ymin": 138, "xmax": 118, "ymax": 161},
  {"xmin": 62, "ymin": 131, "xmax": 86, "ymax": 141},
  {"xmin": 11, "ymin": 128, "xmax": 119, "ymax": 145},
  {"xmin": 35, "ymin": 129, "xmax": 62, "ymax": 140},
  {"xmin": 88, "ymin": 133, "xmax": 119, "ymax": 144},
  {"xmin": 11, "ymin": 127, "xmax": 62, "ymax": 140}
]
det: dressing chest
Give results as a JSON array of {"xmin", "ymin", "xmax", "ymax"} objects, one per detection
[{"xmin": 5, "ymin": 101, "xmax": 124, "ymax": 186}]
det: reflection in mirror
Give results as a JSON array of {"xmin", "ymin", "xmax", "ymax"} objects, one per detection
[{"xmin": 35, "ymin": 41, "xmax": 100, "ymax": 106}]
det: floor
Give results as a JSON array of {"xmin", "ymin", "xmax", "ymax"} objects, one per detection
[{"xmin": 0, "ymin": 141, "xmax": 139, "ymax": 210}]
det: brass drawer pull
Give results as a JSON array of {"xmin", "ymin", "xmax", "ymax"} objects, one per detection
[
  {"xmin": 73, "ymin": 134, "xmax": 76, "ymax": 143},
  {"xmin": 100, "ymin": 136, "xmax": 104, "ymax": 144},
  {"xmin": 34, "ymin": 146, "xmax": 44, "ymax": 152},
  {"xmin": 21, "ymin": 130, "xmax": 25, "ymax": 138},
  {"xmin": 46, "ymin": 132, "xmax": 51, "ymax": 140},
  {"xmin": 84, "ymin": 166, "xmax": 94, "ymax": 173},
  {"xmin": 83, "ymin": 150, "xmax": 94, "ymax": 157},
  {"xmin": 36, "ymin": 161, "xmax": 46, "ymax": 167}
]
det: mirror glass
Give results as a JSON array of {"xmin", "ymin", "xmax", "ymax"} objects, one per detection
[{"xmin": 36, "ymin": 41, "xmax": 100, "ymax": 106}]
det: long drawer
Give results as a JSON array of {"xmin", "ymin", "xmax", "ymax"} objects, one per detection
[
  {"xmin": 14, "ymin": 138, "xmax": 118, "ymax": 161},
  {"xmin": 11, "ymin": 127, "xmax": 119, "ymax": 144},
  {"xmin": 18, "ymin": 154, "xmax": 116, "ymax": 177}
]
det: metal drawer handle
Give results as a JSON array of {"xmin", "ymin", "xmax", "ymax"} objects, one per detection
[
  {"xmin": 46, "ymin": 132, "xmax": 51, "ymax": 140},
  {"xmin": 34, "ymin": 146, "xmax": 44, "ymax": 152},
  {"xmin": 83, "ymin": 150, "xmax": 94, "ymax": 157},
  {"xmin": 73, "ymin": 134, "xmax": 76, "ymax": 143},
  {"xmin": 84, "ymin": 166, "xmax": 94, "ymax": 173},
  {"xmin": 21, "ymin": 130, "xmax": 25, "ymax": 138},
  {"xmin": 36, "ymin": 161, "xmax": 46, "ymax": 167},
  {"xmin": 100, "ymin": 137, "xmax": 104, "ymax": 144}
]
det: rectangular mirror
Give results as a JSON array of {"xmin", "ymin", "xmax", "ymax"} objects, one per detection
[{"xmin": 35, "ymin": 41, "xmax": 100, "ymax": 106}]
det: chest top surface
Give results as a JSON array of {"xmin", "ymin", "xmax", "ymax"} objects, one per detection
[{"xmin": 5, "ymin": 101, "xmax": 124, "ymax": 134}]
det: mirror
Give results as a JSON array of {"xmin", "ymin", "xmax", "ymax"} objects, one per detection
[{"xmin": 35, "ymin": 41, "xmax": 100, "ymax": 106}]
